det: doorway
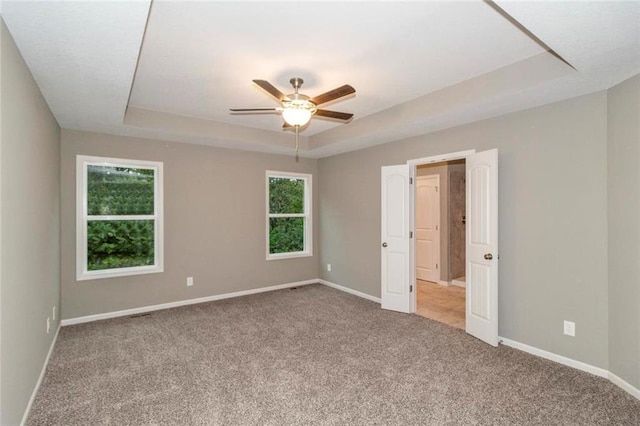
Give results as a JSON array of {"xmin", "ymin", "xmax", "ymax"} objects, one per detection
[
  {"xmin": 380, "ymin": 148, "xmax": 499, "ymax": 346},
  {"xmin": 415, "ymin": 161, "xmax": 466, "ymax": 329}
]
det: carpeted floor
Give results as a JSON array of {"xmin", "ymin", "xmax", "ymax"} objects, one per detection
[{"xmin": 28, "ymin": 284, "xmax": 640, "ymax": 425}]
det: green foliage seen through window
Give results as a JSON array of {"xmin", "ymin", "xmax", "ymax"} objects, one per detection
[
  {"xmin": 87, "ymin": 220, "xmax": 154, "ymax": 270},
  {"xmin": 86, "ymin": 165, "xmax": 156, "ymax": 270},
  {"xmin": 268, "ymin": 177, "xmax": 306, "ymax": 254}
]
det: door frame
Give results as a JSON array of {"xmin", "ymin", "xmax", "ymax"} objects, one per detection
[
  {"xmin": 415, "ymin": 174, "xmax": 441, "ymax": 284},
  {"xmin": 407, "ymin": 150, "xmax": 475, "ymax": 313}
]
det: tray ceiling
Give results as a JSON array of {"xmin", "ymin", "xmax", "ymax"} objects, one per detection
[{"xmin": 2, "ymin": 1, "xmax": 639, "ymax": 158}]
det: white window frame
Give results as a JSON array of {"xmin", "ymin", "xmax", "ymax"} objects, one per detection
[
  {"xmin": 76, "ymin": 155, "xmax": 164, "ymax": 281},
  {"xmin": 266, "ymin": 171, "xmax": 312, "ymax": 260}
]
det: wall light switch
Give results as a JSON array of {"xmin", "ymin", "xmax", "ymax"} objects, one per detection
[
  {"xmin": 327, "ymin": 264, "xmax": 332, "ymax": 272},
  {"xmin": 187, "ymin": 277, "xmax": 194, "ymax": 287},
  {"xmin": 46, "ymin": 317, "xmax": 51, "ymax": 334}
]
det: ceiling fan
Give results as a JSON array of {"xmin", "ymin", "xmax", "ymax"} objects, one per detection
[{"xmin": 230, "ymin": 78, "xmax": 356, "ymax": 159}]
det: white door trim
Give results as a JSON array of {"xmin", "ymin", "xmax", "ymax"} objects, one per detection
[
  {"xmin": 407, "ymin": 150, "xmax": 476, "ymax": 166},
  {"xmin": 408, "ymin": 150, "xmax": 475, "ymax": 313}
]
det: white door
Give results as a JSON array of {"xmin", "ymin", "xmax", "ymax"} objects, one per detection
[
  {"xmin": 466, "ymin": 149, "xmax": 499, "ymax": 346},
  {"xmin": 381, "ymin": 164, "xmax": 411, "ymax": 313},
  {"xmin": 416, "ymin": 175, "xmax": 440, "ymax": 282}
]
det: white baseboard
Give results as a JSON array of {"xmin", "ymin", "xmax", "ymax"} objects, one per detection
[
  {"xmin": 609, "ymin": 372, "xmax": 640, "ymax": 400},
  {"xmin": 318, "ymin": 279, "xmax": 381, "ymax": 304},
  {"xmin": 500, "ymin": 336, "xmax": 639, "ymax": 400},
  {"xmin": 499, "ymin": 337, "xmax": 608, "ymax": 377},
  {"xmin": 20, "ymin": 324, "xmax": 61, "ymax": 426},
  {"xmin": 451, "ymin": 279, "xmax": 466, "ymax": 288},
  {"xmin": 437, "ymin": 280, "xmax": 450, "ymax": 286},
  {"xmin": 61, "ymin": 279, "xmax": 318, "ymax": 326}
]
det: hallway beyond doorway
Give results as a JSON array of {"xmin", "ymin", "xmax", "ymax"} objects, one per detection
[{"xmin": 416, "ymin": 280, "xmax": 465, "ymax": 329}]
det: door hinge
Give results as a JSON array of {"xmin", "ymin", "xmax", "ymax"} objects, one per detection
[
  {"xmin": 410, "ymin": 285, "xmax": 413, "ymax": 293},
  {"xmin": 436, "ymin": 186, "xmax": 438, "ymax": 192},
  {"xmin": 409, "ymin": 231, "xmax": 413, "ymax": 238},
  {"xmin": 410, "ymin": 177, "xmax": 413, "ymax": 184},
  {"xmin": 436, "ymin": 225, "xmax": 439, "ymax": 231},
  {"xmin": 436, "ymin": 263, "xmax": 439, "ymax": 269}
]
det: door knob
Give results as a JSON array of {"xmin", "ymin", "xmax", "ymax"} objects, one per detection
[
  {"xmin": 484, "ymin": 253, "xmax": 493, "ymax": 260},
  {"xmin": 382, "ymin": 242, "xmax": 388, "ymax": 248}
]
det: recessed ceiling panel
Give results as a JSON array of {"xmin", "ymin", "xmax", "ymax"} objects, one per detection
[
  {"xmin": 4, "ymin": 1, "xmax": 636, "ymax": 158},
  {"xmin": 129, "ymin": 0, "xmax": 545, "ymax": 135}
]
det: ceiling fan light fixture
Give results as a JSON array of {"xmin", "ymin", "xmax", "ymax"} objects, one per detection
[
  {"xmin": 282, "ymin": 102, "xmax": 314, "ymax": 126},
  {"xmin": 232, "ymin": 77, "xmax": 355, "ymax": 132}
]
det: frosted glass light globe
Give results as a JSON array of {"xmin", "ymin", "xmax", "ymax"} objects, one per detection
[{"xmin": 282, "ymin": 107, "xmax": 312, "ymax": 126}]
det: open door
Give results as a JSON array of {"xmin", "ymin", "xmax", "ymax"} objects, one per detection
[
  {"xmin": 465, "ymin": 149, "xmax": 499, "ymax": 346},
  {"xmin": 381, "ymin": 164, "xmax": 411, "ymax": 313}
]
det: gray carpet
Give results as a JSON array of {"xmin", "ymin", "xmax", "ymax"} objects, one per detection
[{"xmin": 28, "ymin": 284, "xmax": 640, "ymax": 425}]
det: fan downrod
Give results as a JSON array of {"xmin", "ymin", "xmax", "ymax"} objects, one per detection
[{"xmin": 290, "ymin": 77, "xmax": 304, "ymax": 92}]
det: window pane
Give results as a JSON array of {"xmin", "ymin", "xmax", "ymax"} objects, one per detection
[
  {"xmin": 88, "ymin": 165, "xmax": 154, "ymax": 215},
  {"xmin": 269, "ymin": 217, "xmax": 304, "ymax": 254},
  {"xmin": 87, "ymin": 220, "xmax": 155, "ymax": 270},
  {"xmin": 269, "ymin": 177, "xmax": 304, "ymax": 214}
]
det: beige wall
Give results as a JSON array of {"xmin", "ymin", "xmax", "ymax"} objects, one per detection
[
  {"xmin": 319, "ymin": 92, "xmax": 609, "ymax": 369},
  {"xmin": 607, "ymin": 74, "xmax": 640, "ymax": 389},
  {"xmin": 61, "ymin": 130, "xmax": 319, "ymax": 319},
  {"xmin": 1, "ymin": 20, "xmax": 61, "ymax": 425}
]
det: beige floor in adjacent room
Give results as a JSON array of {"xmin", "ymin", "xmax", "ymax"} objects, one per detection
[{"xmin": 416, "ymin": 280, "xmax": 465, "ymax": 329}]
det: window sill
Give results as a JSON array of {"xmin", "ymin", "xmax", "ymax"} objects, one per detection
[
  {"xmin": 266, "ymin": 251, "xmax": 313, "ymax": 261},
  {"xmin": 77, "ymin": 265, "xmax": 163, "ymax": 281}
]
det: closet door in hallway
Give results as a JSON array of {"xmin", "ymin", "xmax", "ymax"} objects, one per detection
[{"xmin": 416, "ymin": 175, "xmax": 440, "ymax": 282}]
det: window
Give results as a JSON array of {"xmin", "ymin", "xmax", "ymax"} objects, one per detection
[
  {"xmin": 76, "ymin": 155, "xmax": 163, "ymax": 280},
  {"xmin": 266, "ymin": 171, "xmax": 312, "ymax": 260}
]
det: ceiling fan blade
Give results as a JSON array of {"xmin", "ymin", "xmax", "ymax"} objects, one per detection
[
  {"xmin": 315, "ymin": 109, "xmax": 354, "ymax": 121},
  {"xmin": 230, "ymin": 108, "xmax": 280, "ymax": 112},
  {"xmin": 310, "ymin": 85, "xmax": 355, "ymax": 106},
  {"xmin": 253, "ymin": 80, "xmax": 288, "ymax": 102},
  {"xmin": 282, "ymin": 122, "xmax": 293, "ymax": 128}
]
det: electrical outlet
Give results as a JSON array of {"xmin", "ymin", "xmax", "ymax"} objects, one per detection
[
  {"xmin": 46, "ymin": 317, "xmax": 51, "ymax": 334},
  {"xmin": 186, "ymin": 277, "xmax": 194, "ymax": 287},
  {"xmin": 327, "ymin": 264, "xmax": 332, "ymax": 272},
  {"xmin": 564, "ymin": 320, "xmax": 575, "ymax": 337},
  {"xmin": 53, "ymin": 306, "xmax": 56, "ymax": 321}
]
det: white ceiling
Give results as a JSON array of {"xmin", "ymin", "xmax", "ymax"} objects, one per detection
[{"xmin": 2, "ymin": 1, "xmax": 639, "ymax": 158}]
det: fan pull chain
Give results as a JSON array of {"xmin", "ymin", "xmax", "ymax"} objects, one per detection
[{"xmin": 295, "ymin": 125, "xmax": 300, "ymax": 162}]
